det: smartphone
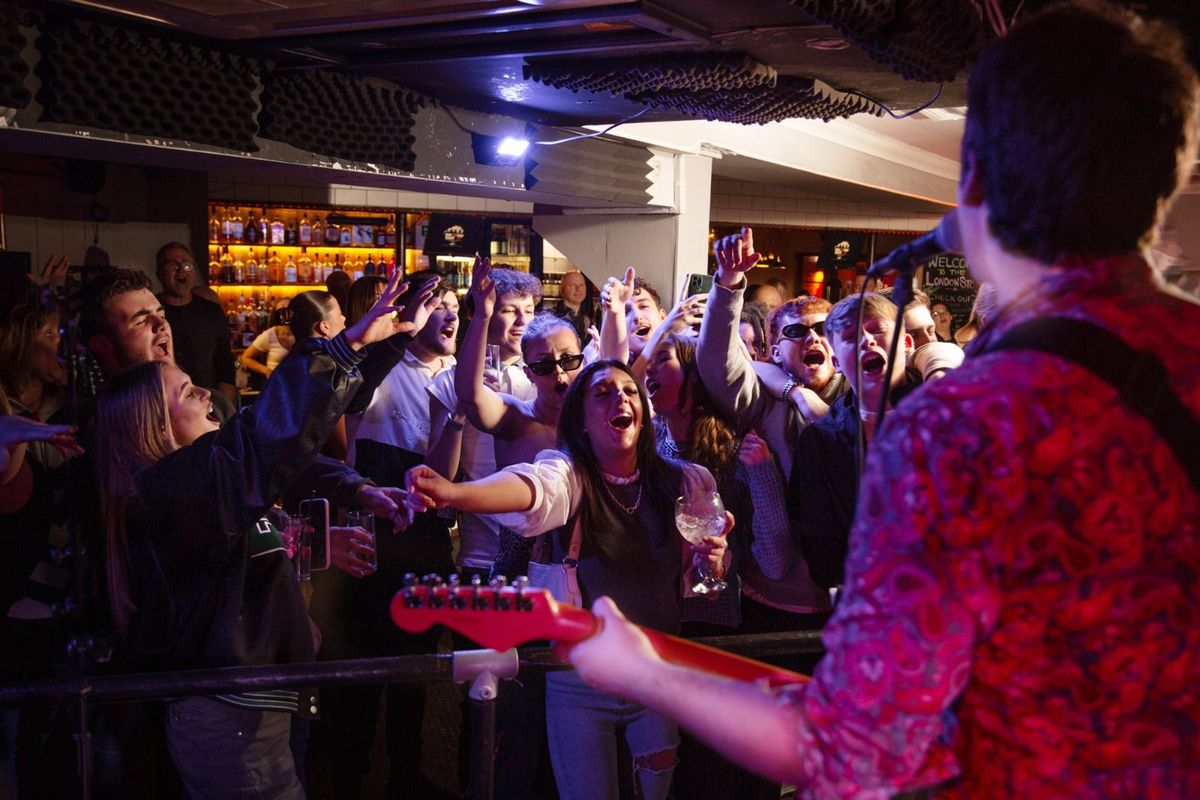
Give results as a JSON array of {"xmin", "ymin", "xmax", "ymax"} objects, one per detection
[
  {"xmin": 678, "ymin": 272, "xmax": 714, "ymax": 304},
  {"xmin": 298, "ymin": 497, "xmax": 332, "ymax": 571}
]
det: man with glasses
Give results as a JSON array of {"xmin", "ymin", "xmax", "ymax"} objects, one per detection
[{"xmin": 155, "ymin": 241, "xmax": 237, "ymax": 408}]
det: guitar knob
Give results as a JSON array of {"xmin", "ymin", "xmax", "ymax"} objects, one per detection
[{"xmin": 403, "ymin": 573, "xmax": 419, "ymax": 588}]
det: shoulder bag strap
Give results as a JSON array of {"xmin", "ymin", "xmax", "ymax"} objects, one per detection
[{"xmin": 986, "ymin": 316, "xmax": 1200, "ymax": 493}]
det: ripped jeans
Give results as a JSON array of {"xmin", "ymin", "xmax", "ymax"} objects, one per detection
[{"xmin": 545, "ymin": 671, "xmax": 679, "ymax": 800}]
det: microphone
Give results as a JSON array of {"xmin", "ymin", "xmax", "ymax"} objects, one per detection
[{"xmin": 865, "ymin": 210, "xmax": 961, "ymax": 278}]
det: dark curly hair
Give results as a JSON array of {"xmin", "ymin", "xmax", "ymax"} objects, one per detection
[
  {"xmin": 963, "ymin": 1, "xmax": 1199, "ymax": 264},
  {"xmin": 556, "ymin": 359, "xmax": 679, "ymax": 560}
]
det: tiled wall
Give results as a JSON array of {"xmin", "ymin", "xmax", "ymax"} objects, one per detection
[
  {"xmin": 709, "ymin": 177, "xmax": 944, "ymax": 232},
  {"xmin": 207, "ymin": 173, "xmax": 534, "ymax": 216}
]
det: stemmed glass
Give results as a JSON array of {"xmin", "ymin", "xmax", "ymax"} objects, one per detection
[{"xmin": 675, "ymin": 491, "xmax": 728, "ymax": 594}]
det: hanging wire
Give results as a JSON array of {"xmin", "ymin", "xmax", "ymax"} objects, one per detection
[
  {"xmin": 534, "ymin": 107, "xmax": 651, "ymax": 145},
  {"xmin": 839, "ymin": 83, "xmax": 944, "ymax": 120}
]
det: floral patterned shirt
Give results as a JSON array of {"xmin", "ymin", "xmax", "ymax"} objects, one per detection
[{"xmin": 779, "ymin": 256, "xmax": 1200, "ymax": 799}]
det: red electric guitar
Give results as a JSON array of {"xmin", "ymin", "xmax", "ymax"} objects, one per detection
[{"xmin": 389, "ymin": 577, "xmax": 809, "ymax": 688}]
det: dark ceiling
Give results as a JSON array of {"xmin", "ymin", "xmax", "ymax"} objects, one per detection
[
  {"xmin": 29, "ymin": 0, "xmax": 1200, "ymax": 131},
  {"xmin": 35, "ymin": 0, "xmax": 989, "ymax": 128}
]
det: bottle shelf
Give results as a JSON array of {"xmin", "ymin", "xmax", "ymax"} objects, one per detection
[{"xmin": 209, "ymin": 241, "xmax": 391, "ymax": 250}]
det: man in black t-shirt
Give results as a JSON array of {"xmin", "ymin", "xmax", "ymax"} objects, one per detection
[{"xmin": 155, "ymin": 242, "xmax": 236, "ymax": 406}]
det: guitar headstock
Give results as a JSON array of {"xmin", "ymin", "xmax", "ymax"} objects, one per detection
[{"xmin": 389, "ymin": 574, "xmax": 596, "ymax": 651}]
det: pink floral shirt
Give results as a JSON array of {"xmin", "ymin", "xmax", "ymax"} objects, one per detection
[{"xmin": 780, "ymin": 257, "xmax": 1200, "ymax": 798}]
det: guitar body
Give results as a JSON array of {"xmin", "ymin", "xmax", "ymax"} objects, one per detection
[{"xmin": 390, "ymin": 578, "xmax": 809, "ymax": 688}]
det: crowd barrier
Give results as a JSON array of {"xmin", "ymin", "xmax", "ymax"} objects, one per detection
[{"xmin": 0, "ymin": 630, "xmax": 826, "ymax": 800}]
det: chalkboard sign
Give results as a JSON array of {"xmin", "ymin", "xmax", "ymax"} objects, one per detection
[{"xmin": 922, "ymin": 253, "xmax": 979, "ymax": 329}]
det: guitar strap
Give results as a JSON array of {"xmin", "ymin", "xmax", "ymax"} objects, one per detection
[{"xmin": 985, "ymin": 316, "xmax": 1200, "ymax": 493}]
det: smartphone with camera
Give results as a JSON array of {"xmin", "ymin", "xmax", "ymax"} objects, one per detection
[
  {"xmin": 298, "ymin": 497, "xmax": 331, "ymax": 571},
  {"xmin": 678, "ymin": 272, "xmax": 714, "ymax": 304}
]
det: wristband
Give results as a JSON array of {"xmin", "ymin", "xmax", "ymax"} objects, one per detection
[
  {"xmin": 780, "ymin": 378, "xmax": 798, "ymax": 403},
  {"xmin": 445, "ymin": 412, "xmax": 467, "ymax": 431}
]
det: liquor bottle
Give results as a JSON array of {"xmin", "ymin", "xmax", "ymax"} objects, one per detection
[
  {"xmin": 245, "ymin": 211, "xmax": 261, "ymax": 245},
  {"xmin": 237, "ymin": 294, "xmax": 248, "ymax": 329},
  {"xmin": 221, "ymin": 210, "xmax": 235, "ymax": 243},
  {"xmin": 258, "ymin": 212, "xmax": 269, "ymax": 245},
  {"xmin": 349, "ymin": 254, "xmax": 363, "ymax": 281},
  {"xmin": 233, "ymin": 255, "xmax": 245, "ymax": 284},
  {"xmin": 231, "ymin": 213, "xmax": 245, "ymax": 243},
  {"xmin": 245, "ymin": 253, "xmax": 259, "ymax": 284},
  {"xmin": 339, "ymin": 223, "xmax": 353, "ymax": 247},
  {"xmin": 209, "ymin": 211, "xmax": 221, "ymax": 242},
  {"xmin": 220, "ymin": 248, "xmax": 235, "ymax": 284},
  {"xmin": 284, "ymin": 255, "xmax": 298, "ymax": 284},
  {"xmin": 298, "ymin": 251, "xmax": 314, "ymax": 283},
  {"xmin": 385, "ymin": 218, "xmax": 397, "ymax": 247},
  {"xmin": 375, "ymin": 224, "xmax": 387, "ymax": 247},
  {"xmin": 267, "ymin": 250, "xmax": 282, "ymax": 284},
  {"xmin": 298, "ymin": 214, "xmax": 312, "ymax": 245},
  {"xmin": 208, "ymin": 248, "xmax": 222, "ymax": 285},
  {"xmin": 495, "ymin": 226, "xmax": 508, "ymax": 256},
  {"xmin": 311, "ymin": 216, "xmax": 324, "ymax": 247},
  {"xmin": 285, "ymin": 219, "xmax": 298, "ymax": 246},
  {"xmin": 324, "ymin": 217, "xmax": 341, "ymax": 246},
  {"xmin": 363, "ymin": 253, "xmax": 375, "ymax": 277},
  {"xmin": 226, "ymin": 303, "xmax": 240, "ymax": 346},
  {"xmin": 270, "ymin": 215, "xmax": 286, "ymax": 246}
]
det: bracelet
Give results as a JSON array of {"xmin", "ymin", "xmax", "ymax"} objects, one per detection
[
  {"xmin": 445, "ymin": 412, "xmax": 467, "ymax": 431},
  {"xmin": 779, "ymin": 378, "xmax": 798, "ymax": 403}
]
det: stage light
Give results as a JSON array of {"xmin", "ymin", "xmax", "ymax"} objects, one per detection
[{"xmin": 471, "ymin": 131, "xmax": 532, "ymax": 167}]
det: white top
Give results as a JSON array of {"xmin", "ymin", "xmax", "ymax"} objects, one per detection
[
  {"xmin": 250, "ymin": 327, "xmax": 291, "ymax": 370},
  {"xmin": 488, "ymin": 450, "xmax": 581, "ymax": 537},
  {"xmin": 348, "ymin": 349, "xmax": 454, "ymax": 464},
  {"xmin": 426, "ymin": 361, "xmax": 535, "ymax": 569}
]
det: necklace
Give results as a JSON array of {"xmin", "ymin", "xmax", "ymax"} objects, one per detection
[{"xmin": 601, "ymin": 473, "xmax": 643, "ymax": 514}]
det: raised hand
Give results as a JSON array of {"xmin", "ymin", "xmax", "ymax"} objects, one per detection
[
  {"xmin": 600, "ymin": 266, "xmax": 636, "ymax": 316},
  {"xmin": 713, "ymin": 226, "xmax": 760, "ymax": 287},
  {"xmin": 396, "ymin": 275, "xmax": 443, "ymax": 337},
  {"xmin": 663, "ymin": 293, "xmax": 706, "ymax": 334},
  {"xmin": 469, "ymin": 255, "xmax": 497, "ymax": 318},
  {"xmin": 345, "ymin": 268, "xmax": 411, "ymax": 348}
]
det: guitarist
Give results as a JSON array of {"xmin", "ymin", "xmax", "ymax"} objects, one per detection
[{"xmin": 561, "ymin": 4, "xmax": 1200, "ymax": 798}]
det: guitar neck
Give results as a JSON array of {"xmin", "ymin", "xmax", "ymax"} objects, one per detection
[{"xmin": 554, "ymin": 604, "xmax": 808, "ymax": 688}]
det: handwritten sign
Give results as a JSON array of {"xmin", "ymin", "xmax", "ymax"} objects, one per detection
[{"xmin": 922, "ymin": 253, "xmax": 978, "ymax": 326}]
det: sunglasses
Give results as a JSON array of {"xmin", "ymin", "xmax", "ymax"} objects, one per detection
[
  {"xmin": 780, "ymin": 320, "xmax": 826, "ymax": 340},
  {"xmin": 527, "ymin": 353, "xmax": 585, "ymax": 376}
]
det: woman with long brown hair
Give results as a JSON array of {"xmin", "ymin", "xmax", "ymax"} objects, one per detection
[
  {"xmin": 405, "ymin": 358, "xmax": 728, "ymax": 800},
  {"xmin": 95, "ymin": 271, "xmax": 428, "ymax": 799}
]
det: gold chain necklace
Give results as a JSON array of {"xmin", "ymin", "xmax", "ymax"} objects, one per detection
[{"xmin": 602, "ymin": 476, "xmax": 643, "ymax": 514}]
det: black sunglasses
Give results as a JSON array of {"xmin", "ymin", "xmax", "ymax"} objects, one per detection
[
  {"xmin": 527, "ymin": 353, "xmax": 585, "ymax": 376},
  {"xmin": 780, "ymin": 320, "xmax": 826, "ymax": 340}
]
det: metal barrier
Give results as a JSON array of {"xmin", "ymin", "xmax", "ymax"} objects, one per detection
[{"xmin": 0, "ymin": 630, "xmax": 826, "ymax": 800}]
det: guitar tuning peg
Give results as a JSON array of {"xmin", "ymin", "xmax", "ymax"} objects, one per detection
[
  {"xmin": 447, "ymin": 574, "xmax": 461, "ymax": 588},
  {"xmin": 470, "ymin": 574, "xmax": 483, "ymax": 587},
  {"xmin": 489, "ymin": 576, "xmax": 507, "ymax": 590},
  {"xmin": 403, "ymin": 573, "xmax": 418, "ymax": 588},
  {"xmin": 422, "ymin": 573, "xmax": 442, "ymax": 587},
  {"xmin": 512, "ymin": 576, "xmax": 534, "ymax": 611}
]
